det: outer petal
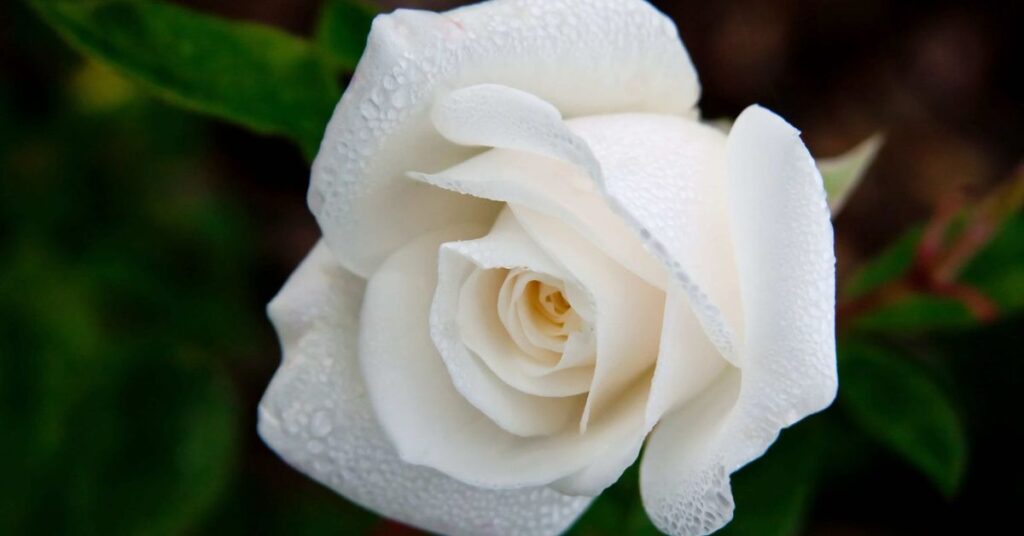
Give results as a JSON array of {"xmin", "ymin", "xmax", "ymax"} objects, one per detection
[
  {"xmin": 640, "ymin": 105, "xmax": 837, "ymax": 535},
  {"xmin": 645, "ymin": 283, "xmax": 729, "ymax": 430},
  {"xmin": 258, "ymin": 242, "xmax": 591, "ymax": 536},
  {"xmin": 724, "ymin": 105, "xmax": 837, "ymax": 452},
  {"xmin": 310, "ymin": 0, "xmax": 700, "ymax": 277},
  {"xmin": 431, "ymin": 84, "xmax": 602, "ymax": 186},
  {"xmin": 360, "ymin": 227, "xmax": 647, "ymax": 494},
  {"xmin": 567, "ymin": 114, "xmax": 744, "ymax": 366},
  {"xmin": 640, "ymin": 371, "xmax": 741, "ymax": 536}
]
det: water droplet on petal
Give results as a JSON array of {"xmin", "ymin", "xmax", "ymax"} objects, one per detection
[
  {"xmin": 360, "ymin": 99, "xmax": 380, "ymax": 119},
  {"xmin": 310, "ymin": 410, "xmax": 333, "ymax": 438},
  {"xmin": 390, "ymin": 87, "xmax": 409, "ymax": 108}
]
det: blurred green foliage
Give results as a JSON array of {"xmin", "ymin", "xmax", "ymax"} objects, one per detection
[
  {"xmin": 846, "ymin": 214, "xmax": 1024, "ymax": 332},
  {"xmin": 0, "ymin": 2, "xmax": 274, "ymax": 513},
  {"xmin": 962, "ymin": 214, "xmax": 1024, "ymax": 311},
  {"xmin": 317, "ymin": 0, "xmax": 376, "ymax": 69},
  {"xmin": 717, "ymin": 422, "xmax": 826, "ymax": 536},
  {"xmin": 844, "ymin": 227, "xmax": 923, "ymax": 299},
  {"xmin": 0, "ymin": 63, "xmax": 247, "ymax": 532},
  {"xmin": 839, "ymin": 340, "xmax": 967, "ymax": 495},
  {"xmin": 28, "ymin": 0, "xmax": 371, "ymax": 157},
  {"xmin": 4, "ymin": 0, "xmax": 1022, "ymax": 535}
]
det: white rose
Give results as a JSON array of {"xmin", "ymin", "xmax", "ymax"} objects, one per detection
[{"xmin": 258, "ymin": 0, "xmax": 837, "ymax": 535}]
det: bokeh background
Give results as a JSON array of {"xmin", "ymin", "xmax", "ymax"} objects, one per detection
[{"xmin": 2, "ymin": 0, "xmax": 1021, "ymax": 534}]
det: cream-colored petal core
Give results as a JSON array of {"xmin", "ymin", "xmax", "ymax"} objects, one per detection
[
  {"xmin": 503, "ymin": 270, "xmax": 571, "ymax": 357},
  {"xmin": 452, "ymin": 265, "xmax": 594, "ymax": 397},
  {"xmin": 510, "ymin": 205, "xmax": 664, "ymax": 431},
  {"xmin": 496, "ymin": 269, "xmax": 563, "ymax": 362},
  {"xmin": 436, "ymin": 210, "xmax": 596, "ymax": 398},
  {"xmin": 362, "ymin": 227, "xmax": 649, "ymax": 493},
  {"xmin": 443, "ymin": 264, "xmax": 585, "ymax": 437}
]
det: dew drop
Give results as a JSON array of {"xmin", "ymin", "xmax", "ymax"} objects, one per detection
[
  {"xmin": 359, "ymin": 99, "xmax": 380, "ymax": 119},
  {"xmin": 310, "ymin": 410, "xmax": 333, "ymax": 438},
  {"xmin": 390, "ymin": 87, "xmax": 410, "ymax": 108}
]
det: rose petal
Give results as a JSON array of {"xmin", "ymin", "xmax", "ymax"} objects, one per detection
[
  {"xmin": 258, "ymin": 242, "xmax": 591, "ymax": 535},
  {"xmin": 550, "ymin": 387, "xmax": 647, "ymax": 496},
  {"xmin": 645, "ymin": 283, "xmax": 730, "ymax": 430},
  {"xmin": 435, "ymin": 210, "xmax": 596, "ymax": 399},
  {"xmin": 310, "ymin": 0, "xmax": 699, "ymax": 277},
  {"xmin": 415, "ymin": 105, "xmax": 744, "ymax": 366},
  {"xmin": 429, "ymin": 214, "xmax": 588, "ymax": 436},
  {"xmin": 446, "ymin": 268, "xmax": 587, "ymax": 437},
  {"xmin": 500, "ymin": 269, "xmax": 582, "ymax": 357},
  {"xmin": 510, "ymin": 206, "xmax": 664, "ymax": 432},
  {"xmin": 567, "ymin": 113, "xmax": 744, "ymax": 366},
  {"xmin": 640, "ymin": 105, "xmax": 837, "ymax": 536},
  {"xmin": 723, "ymin": 105, "xmax": 837, "ymax": 451},
  {"xmin": 411, "ymin": 146, "xmax": 667, "ymax": 289},
  {"xmin": 640, "ymin": 371, "xmax": 741, "ymax": 536},
  {"xmin": 361, "ymin": 226, "xmax": 647, "ymax": 494},
  {"xmin": 432, "ymin": 84, "xmax": 602, "ymax": 186}
]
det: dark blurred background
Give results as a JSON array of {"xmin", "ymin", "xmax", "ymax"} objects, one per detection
[{"xmin": 1, "ymin": 0, "xmax": 1021, "ymax": 534}]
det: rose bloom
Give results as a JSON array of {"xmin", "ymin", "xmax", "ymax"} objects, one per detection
[{"xmin": 258, "ymin": 0, "xmax": 837, "ymax": 534}]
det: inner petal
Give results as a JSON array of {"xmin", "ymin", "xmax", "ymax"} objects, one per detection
[
  {"xmin": 499, "ymin": 269, "xmax": 585, "ymax": 363},
  {"xmin": 497, "ymin": 269, "xmax": 562, "ymax": 363},
  {"xmin": 456, "ymin": 266, "xmax": 593, "ymax": 396},
  {"xmin": 363, "ymin": 224, "xmax": 649, "ymax": 491},
  {"xmin": 510, "ymin": 205, "xmax": 666, "ymax": 431},
  {"xmin": 537, "ymin": 282, "xmax": 573, "ymax": 321},
  {"xmin": 435, "ymin": 209, "xmax": 597, "ymax": 399},
  {"xmin": 433, "ymin": 232, "xmax": 588, "ymax": 437}
]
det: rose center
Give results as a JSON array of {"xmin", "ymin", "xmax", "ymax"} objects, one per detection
[
  {"xmin": 496, "ymin": 268, "xmax": 588, "ymax": 365},
  {"xmin": 530, "ymin": 281, "xmax": 573, "ymax": 330}
]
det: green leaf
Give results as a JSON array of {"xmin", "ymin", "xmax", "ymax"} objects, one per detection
[
  {"xmin": 718, "ymin": 420, "xmax": 825, "ymax": 536},
  {"xmin": 844, "ymin": 227, "xmax": 921, "ymax": 299},
  {"xmin": 819, "ymin": 134, "xmax": 883, "ymax": 215},
  {"xmin": 846, "ymin": 213, "xmax": 1024, "ymax": 332},
  {"xmin": 29, "ymin": 0, "xmax": 341, "ymax": 155},
  {"xmin": 316, "ymin": 0, "xmax": 375, "ymax": 69},
  {"xmin": 839, "ymin": 341, "xmax": 967, "ymax": 496},
  {"xmin": 962, "ymin": 212, "xmax": 1024, "ymax": 314},
  {"xmin": 852, "ymin": 295, "xmax": 975, "ymax": 332}
]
